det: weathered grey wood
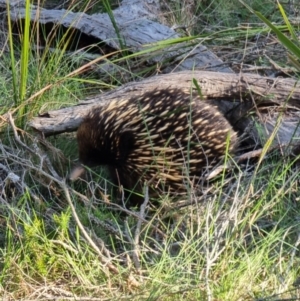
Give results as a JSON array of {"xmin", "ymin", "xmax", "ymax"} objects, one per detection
[
  {"xmin": 1, "ymin": 0, "xmax": 232, "ymax": 73},
  {"xmin": 29, "ymin": 71, "xmax": 300, "ymax": 147}
]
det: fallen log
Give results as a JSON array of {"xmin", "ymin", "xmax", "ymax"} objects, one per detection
[
  {"xmin": 1, "ymin": 0, "xmax": 232, "ymax": 74},
  {"xmin": 29, "ymin": 70, "xmax": 300, "ymax": 148},
  {"xmin": 3, "ymin": 1, "xmax": 300, "ymax": 149}
]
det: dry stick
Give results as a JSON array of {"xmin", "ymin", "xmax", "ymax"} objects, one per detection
[
  {"xmin": 0, "ymin": 144, "xmax": 43, "ymax": 206},
  {"xmin": 8, "ymin": 110, "xmax": 147, "ymax": 229},
  {"xmin": 236, "ymin": 140, "xmax": 296, "ymax": 164},
  {"xmin": 132, "ymin": 185, "xmax": 150, "ymax": 273},
  {"xmin": 28, "ymin": 284, "xmax": 107, "ymax": 301},
  {"xmin": 8, "ymin": 113, "xmax": 142, "ymax": 286},
  {"xmin": 7, "ymin": 114, "xmax": 123, "ymax": 279},
  {"xmin": 72, "ymin": 187, "xmax": 166, "ymax": 238},
  {"xmin": 6, "ymin": 148, "xmax": 122, "ymax": 279},
  {"xmin": 9, "ymin": 113, "xmax": 162, "ymax": 281},
  {"xmin": 5, "ymin": 131, "xmax": 165, "ymax": 242},
  {"xmin": 62, "ymin": 185, "xmax": 119, "ymax": 277},
  {"xmin": 207, "ymin": 145, "xmax": 287, "ymax": 180},
  {"xmin": 8, "ymin": 113, "xmax": 62, "ymax": 181},
  {"xmin": 27, "ymin": 296, "xmax": 108, "ymax": 301}
]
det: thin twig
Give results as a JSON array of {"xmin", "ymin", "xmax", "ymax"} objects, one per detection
[
  {"xmin": 132, "ymin": 185, "xmax": 150, "ymax": 273},
  {"xmin": 62, "ymin": 184, "xmax": 119, "ymax": 277},
  {"xmin": 8, "ymin": 112, "xmax": 62, "ymax": 180}
]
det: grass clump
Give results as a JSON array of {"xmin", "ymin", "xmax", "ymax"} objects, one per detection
[
  {"xmin": 1, "ymin": 131, "xmax": 300, "ymax": 299},
  {"xmin": 1, "ymin": 0, "xmax": 300, "ymax": 300}
]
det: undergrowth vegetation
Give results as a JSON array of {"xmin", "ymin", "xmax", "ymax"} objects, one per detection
[{"xmin": 1, "ymin": 0, "xmax": 300, "ymax": 300}]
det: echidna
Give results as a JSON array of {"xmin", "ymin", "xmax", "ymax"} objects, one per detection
[{"xmin": 70, "ymin": 88, "xmax": 238, "ymax": 204}]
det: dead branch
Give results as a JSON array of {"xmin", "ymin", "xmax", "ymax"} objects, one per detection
[{"xmin": 28, "ymin": 71, "xmax": 300, "ymax": 148}]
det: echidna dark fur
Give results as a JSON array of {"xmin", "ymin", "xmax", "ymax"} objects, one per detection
[{"xmin": 71, "ymin": 88, "xmax": 238, "ymax": 205}]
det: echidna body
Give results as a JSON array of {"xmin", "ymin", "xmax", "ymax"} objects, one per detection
[{"xmin": 71, "ymin": 88, "xmax": 238, "ymax": 204}]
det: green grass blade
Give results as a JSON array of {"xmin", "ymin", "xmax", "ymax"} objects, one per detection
[
  {"xmin": 19, "ymin": 0, "xmax": 31, "ymax": 102},
  {"xmin": 254, "ymin": 14, "xmax": 300, "ymax": 57},
  {"xmin": 240, "ymin": 0, "xmax": 300, "ymax": 58},
  {"xmin": 277, "ymin": 0, "xmax": 298, "ymax": 43},
  {"xmin": 6, "ymin": 0, "xmax": 18, "ymax": 106},
  {"xmin": 16, "ymin": 0, "xmax": 32, "ymax": 126},
  {"xmin": 103, "ymin": 0, "xmax": 125, "ymax": 51}
]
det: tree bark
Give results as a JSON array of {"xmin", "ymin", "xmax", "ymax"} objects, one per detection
[{"xmin": 29, "ymin": 70, "xmax": 300, "ymax": 148}]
